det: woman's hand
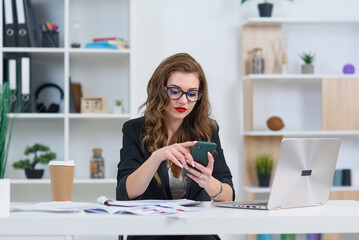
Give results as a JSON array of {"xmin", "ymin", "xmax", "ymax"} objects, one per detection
[
  {"xmin": 185, "ymin": 152, "xmax": 231, "ymax": 201},
  {"xmin": 152, "ymin": 141, "xmax": 197, "ymax": 169},
  {"xmin": 185, "ymin": 152, "xmax": 214, "ymax": 188}
]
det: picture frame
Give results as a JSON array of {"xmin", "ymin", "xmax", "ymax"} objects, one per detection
[{"xmin": 81, "ymin": 97, "xmax": 107, "ymax": 114}]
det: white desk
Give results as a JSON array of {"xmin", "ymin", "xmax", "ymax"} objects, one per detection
[{"xmin": 0, "ymin": 200, "xmax": 358, "ymax": 236}]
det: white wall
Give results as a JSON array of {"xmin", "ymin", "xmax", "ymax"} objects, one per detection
[
  {"xmin": 132, "ymin": 0, "xmax": 359, "ymax": 204},
  {"xmin": 132, "ymin": 0, "xmax": 242, "ymax": 205},
  {"xmin": 131, "ymin": 2, "xmax": 359, "ymax": 239}
]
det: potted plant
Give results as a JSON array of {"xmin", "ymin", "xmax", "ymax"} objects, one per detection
[
  {"xmin": 12, "ymin": 143, "xmax": 56, "ymax": 179},
  {"xmin": 254, "ymin": 153, "xmax": 273, "ymax": 187},
  {"xmin": 299, "ymin": 52, "xmax": 315, "ymax": 74},
  {"xmin": 241, "ymin": 0, "xmax": 293, "ymax": 17},
  {"xmin": 113, "ymin": 99, "xmax": 123, "ymax": 114},
  {"xmin": 1, "ymin": 82, "xmax": 23, "ymax": 214}
]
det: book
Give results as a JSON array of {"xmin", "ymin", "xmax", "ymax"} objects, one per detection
[
  {"xmin": 11, "ymin": 197, "xmax": 204, "ymax": 217},
  {"xmin": 85, "ymin": 42, "xmax": 118, "ymax": 49},
  {"xmin": 84, "ymin": 203, "xmax": 201, "ymax": 217},
  {"xmin": 69, "ymin": 79, "xmax": 82, "ymax": 113},
  {"xmin": 97, "ymin": 195, "xmax": 200, "ymax": 207},
  {"xmin": 93, "ymin": 37, "xmax": 122, "ymax": 42},
  {"xmin": 95, "ymin": 40, "xmax": 127, "ymax": 46},
  {"xmin": 85, "ymin": 40, "xmax": 128, "ymax": 49}
]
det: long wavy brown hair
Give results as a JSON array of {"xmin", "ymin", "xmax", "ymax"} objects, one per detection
[{"xmin": 139, "ymin": 53, "xmax": 217, "ymax": 184}]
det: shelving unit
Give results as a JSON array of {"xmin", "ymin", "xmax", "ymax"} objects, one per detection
[
  {"xmin": 241, "ymin": 18, "xmax": 359, "ymax": 201},
  {"xmin": 1, "ymin": 0, "xmax": 133, "ymax": 202},
  {"xmin": 241, "ymin": 18, "xmax": 359, "ymax": 240}
]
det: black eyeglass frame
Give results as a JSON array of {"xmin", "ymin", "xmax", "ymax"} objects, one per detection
[{"xmin": 165, "ymin": 87, "xmax": 203, "ymax": 102}]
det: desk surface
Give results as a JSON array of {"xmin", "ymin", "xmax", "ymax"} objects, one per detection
[{"xmin": 1, "ymin": 200, "xmax": 359, "ymax": 236}]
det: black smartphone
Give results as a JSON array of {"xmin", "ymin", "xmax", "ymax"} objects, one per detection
[{"xmin": 184, "ymin": 141, "xmax": 217, "ymax": 174}]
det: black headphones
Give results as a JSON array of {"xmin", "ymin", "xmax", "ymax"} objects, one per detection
[{"xmin": 35, "ymin": 83, "xmax": 64, "ymax": 113}]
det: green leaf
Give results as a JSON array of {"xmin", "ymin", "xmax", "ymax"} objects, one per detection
[
  {"xmin": 254, "ymin": 153, "xmax": 274, "ymax": 175},
  {"xmin": 299, "ymin": 52, "xmax": 315, "ymax": 64},
  {"xmin": 12, "ymin": 159, "xmax": 30, "ymax": 169},
  {"xmin": 13, "ymin": 143, "xmax": 57, "ymax": 171},
  {"xmin": 0, "ymin": 82, "xmax": 21, "ymax": 178}
]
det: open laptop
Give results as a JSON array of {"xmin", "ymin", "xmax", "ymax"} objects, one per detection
[{"xmin": 213, "ymin": 138, "xmax": 341, "ymax": 210}]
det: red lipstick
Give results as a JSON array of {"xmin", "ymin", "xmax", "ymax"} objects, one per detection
[{"xmin": 175, "ymin": 107, "xmax": 187, "ymax": 113}]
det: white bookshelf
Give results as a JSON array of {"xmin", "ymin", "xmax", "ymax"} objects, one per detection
[
  {"xmin": 1, "ymin": 0, "xmax": 133, "ymax": 201},
  {"xmin": 243, "ymin": 131, "xmax": 359, "ymax": 137},
  {"xmin": 243, "ymin": 74, "xmax": 359, "ymax": 81},
  {"xmin": 241, "ymin": 18, "xmax": 359, "ymax": 201},
  {"xmin": 244, "ymin": 186, "xmax": 359, "ymax": 194}
]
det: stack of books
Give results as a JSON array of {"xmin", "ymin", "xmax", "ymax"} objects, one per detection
[{"xmin": 85, "ymin": 37, "xmax": 128, "ymax": 49}]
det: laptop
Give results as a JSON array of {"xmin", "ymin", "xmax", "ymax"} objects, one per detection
[{"xmin": 213, "ymin": 138, "xmax": 341, "ymax": 210}]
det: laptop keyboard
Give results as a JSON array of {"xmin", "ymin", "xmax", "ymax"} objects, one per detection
[{"xmin": 247, "ymin": 202, "xmax": 268, "ymax": 206}]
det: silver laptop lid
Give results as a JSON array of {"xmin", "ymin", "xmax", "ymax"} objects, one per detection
[{"xmin": 267, "ymin": 138, "xmax": 341, "ymax": 210}]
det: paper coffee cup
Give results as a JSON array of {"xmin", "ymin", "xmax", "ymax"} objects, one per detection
[{"xmin": 49, "ymin": 160, "xmax": 75, "ymax": 202}]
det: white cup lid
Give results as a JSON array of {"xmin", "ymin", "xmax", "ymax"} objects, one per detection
[{"xmin": 49, "ymin": 160, "xmax": 75, "ymax": 166}]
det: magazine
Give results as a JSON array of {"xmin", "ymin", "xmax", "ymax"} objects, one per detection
[
  {"xmin": 97, "ymin": 196, "xmax": 200, "ymax": 207},
  {"xmin": 12, "ymin": 197, "xmax": 204, "ymax": 217},
  {"xmin": 84, "ymin": 203, "xmax": 201, "ymax": 217}
]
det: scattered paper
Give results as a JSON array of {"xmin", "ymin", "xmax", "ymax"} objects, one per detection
[
  {"xmin": 12, "ymin": 196, "xmax": 208, "ymax": 217},
  {"xmin": 97, "ymin": 196, "xmax": 200, "ymax": 207}
]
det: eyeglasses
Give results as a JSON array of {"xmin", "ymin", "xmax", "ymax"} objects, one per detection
[{"xmin": 165, "ymin": 87, "xmax": 202, "ymax": 102}]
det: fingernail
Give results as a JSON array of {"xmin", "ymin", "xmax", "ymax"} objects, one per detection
[
  {"xmin": 192, "ymin": 162, "xmax": 195, "ymax": 167},
  {"xmin": 179, "ymin": 163, "xmax": 183, "ymax": 168}
]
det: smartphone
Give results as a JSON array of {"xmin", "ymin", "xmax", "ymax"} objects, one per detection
[{"xmin": 184, "ymin": 141, "xmax": 217, "ymax": 174}]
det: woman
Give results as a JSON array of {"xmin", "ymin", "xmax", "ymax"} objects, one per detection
[{"xmin": 117, "ymin": 53, "xmax": 234, "ymax": 240}]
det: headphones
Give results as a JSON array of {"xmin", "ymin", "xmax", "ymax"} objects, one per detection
[{"xmin": 35, "ymin": 83, "xmax": 64, "ymax": 113}]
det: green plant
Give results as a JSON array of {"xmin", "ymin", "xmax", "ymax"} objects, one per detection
[
  {"xmin": 241, "ymin": 0, "xmax": 293, "ymax": 4},
  {"xmin": 0, "ymin": 83, "xmax": 20, "ymax": 179},
  {"xmin": 254, "ymin": 153, "xmax": 273, "ymax": 175},
  {"xmin": 12, "ymin": 143, "xmax": 56, "ymax": 170},
  {"xmin": 115, "ymin": 100, "xmax": 122, "ymax": 106},
  {"xmin": 299, "ymin": 52, "xmax": 315, "ymax": 64}
]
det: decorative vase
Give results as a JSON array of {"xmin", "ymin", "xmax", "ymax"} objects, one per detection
[
  {"xmin": 113, "ymin": 106, "xmax": 123, "ymax": 114},
  {"xmin": 25, "ymin": 169, "xmax": 44, "ymax": 179},
  {"xmin": 258, "ymin": 3, "xmax": 273, "ymax": 17},
  {"xmin": 301, "ymin": 64, "xmax": 314, "ymax": 74},
  {"xmin": 257, "ymin": 174, "xmax": 271, "ymax": 187},
  {"xmin": 0, "ymin": 178, "xmax": 10, "ymax": 215}
]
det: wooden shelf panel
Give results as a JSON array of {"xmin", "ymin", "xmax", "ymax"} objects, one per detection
[
  {"xmin": 244, "ymin": 131, "xmax": 359, "ymax": 136},
  {"xmin": 243, "ymin": 74, "xmax": 359, "ymax": 81},
  {"xmin": 244, "ymin": 186, "xmax": 359, "ymax": 193}
]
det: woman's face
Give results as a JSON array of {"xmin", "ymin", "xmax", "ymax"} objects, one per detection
[{"xmin": 164, "ymin": 71, "xmax": 200, "ymax": 122}]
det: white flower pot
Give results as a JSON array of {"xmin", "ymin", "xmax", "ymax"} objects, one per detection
[
  {"xmin": 113, "ymin": 106, "xmax": 123, "ymax": 114},
  {"xmin": 0, "ymin": 178, "xmax": 10, "ymax": 215},
  {"xmin": 301, "ymin": 64, "xmax": 314, "ymax": 74}
]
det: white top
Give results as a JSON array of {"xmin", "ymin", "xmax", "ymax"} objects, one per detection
[
  {"xmin": 49, "ymin": 160, "xmax": 75, "ymax": 166},
  {"xmin": 168, "ymin": 168, "xmax": 186, "ymax": 199}
]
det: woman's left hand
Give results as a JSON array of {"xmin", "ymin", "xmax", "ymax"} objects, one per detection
[{"xmin": 185, "ymin": 152, "xmax": 214, "ymax": 189}]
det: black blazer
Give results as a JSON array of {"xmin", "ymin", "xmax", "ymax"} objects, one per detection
[{"xmin": 116, "ymin": 117, "xmax": 235, "ymax": 201}]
